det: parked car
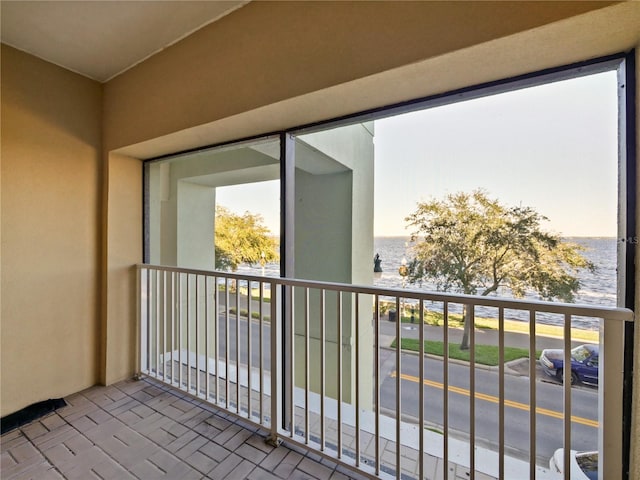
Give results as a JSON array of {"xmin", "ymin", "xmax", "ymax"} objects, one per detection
[
  {"xmin": 549, "ymin": 449, "xmax": 598, "ymax": 480},
  {"xmin": 539, "ymin": 344, "xmax": 599, "ymax": 385}
]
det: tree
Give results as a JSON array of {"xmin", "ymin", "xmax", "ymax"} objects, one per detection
[
  {"xmin": 405, "ymin": 190, "xmax": 594, "ymax": 349},
  {"xmin": 214, "ymin": 206, "xmax": 279, "ymax": 271}
]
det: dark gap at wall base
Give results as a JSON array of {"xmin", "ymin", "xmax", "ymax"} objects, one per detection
[{"xmin": 0, "ymin": 398, "xmax": 67, "ymax": 435}]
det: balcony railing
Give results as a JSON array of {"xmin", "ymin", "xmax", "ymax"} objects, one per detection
[{"xmin": 136, "ymin": 264, "xmax": 633, "ymax": 480}]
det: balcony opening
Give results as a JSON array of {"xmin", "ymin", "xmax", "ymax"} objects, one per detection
[
  {"xmin": 142, "ymin": 54, "xmax": 634, "ymax": 480},
  {"xmin": 145, "ymin": 137, "xmax": 281, "ymax": 274}
]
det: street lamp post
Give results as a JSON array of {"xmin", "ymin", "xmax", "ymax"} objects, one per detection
[
  {"xmin": 373, "ymin": 253, "xmax": 383, "ymax": 280},
  {"xmin": 398, "ymin": 257, "xmax": 408, "ymax": 321}
]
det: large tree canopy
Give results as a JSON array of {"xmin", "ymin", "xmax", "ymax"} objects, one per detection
[
  {"xmin": 214, "ymin": 206, "xmax": 279, "ymax": 271},
  {"xmin": 405, "ymin": 191, "xmax": 594, "ymax": 348}
]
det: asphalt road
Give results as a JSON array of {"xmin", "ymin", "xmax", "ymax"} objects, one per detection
[
  {"xmin": 377, "ymin": 349, "xmax": 598, "ymax": 465},
  {"xmin": 207, "ymin": 313, "xmax": 598, "ymax": 466}
]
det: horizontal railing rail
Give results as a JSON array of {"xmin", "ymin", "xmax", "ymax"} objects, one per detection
[
  {"xmin": 136, "ymin": 263, "xmax": 633, "ymax": 320},
  {"xmin": 136, "ymin": 264, "xmax": 633, "ymax": 480}
]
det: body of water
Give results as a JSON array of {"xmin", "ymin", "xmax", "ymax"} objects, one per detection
[
  {"xmin": 373, "ymin": 236, "xmax": 617, "ymax": 329},
  {"xmin": 236, "ymin": 237, "xmax": 618, "ymax": 330}
]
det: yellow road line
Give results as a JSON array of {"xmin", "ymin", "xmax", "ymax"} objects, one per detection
[{"xmin": 391, "ymin": 371, "xmax": 598, "ymax": 428}]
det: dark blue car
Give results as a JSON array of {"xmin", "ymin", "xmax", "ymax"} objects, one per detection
[{"xmin": 539, "ymin": 344, "xmax": 599, "ymax": 385}]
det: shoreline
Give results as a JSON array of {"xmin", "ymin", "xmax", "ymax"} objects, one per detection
[{"xmin": 380, "ymin": 301, "xmax": 599, "ymax": 343}]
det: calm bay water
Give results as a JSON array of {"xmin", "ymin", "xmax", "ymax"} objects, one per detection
[
  {"xmin": 373, "ymin": 236, "xmax": 617, "ymax": 329},
  {"xmin": 237, "ymin": 237, "xmax": 618, "ymax": 330}
]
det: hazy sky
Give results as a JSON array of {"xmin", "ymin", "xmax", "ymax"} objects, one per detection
[
  {"xmin": 217, "ymin": 179, "xmax": 280, "ymax": 230},
  {"xmin": 218, "ymin": 70, "xmax": 619, "ymax": 238},
  {"xmin": 374, "ymin": 70, "xmax": 618, "ymax": 237}
]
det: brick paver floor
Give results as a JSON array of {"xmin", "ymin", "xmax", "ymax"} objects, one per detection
[{"xmin": 0, "ymin": 378, "xmax": 370, "ymax": 480}]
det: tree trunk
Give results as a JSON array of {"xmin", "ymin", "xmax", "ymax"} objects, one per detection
[{"xmin": 460, "ymin": 305, "xmax": 472, "ymax": 350}]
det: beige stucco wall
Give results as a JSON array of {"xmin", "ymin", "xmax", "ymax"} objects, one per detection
[
  {"xmin": 0, "ymin": 45, "xmax": 102, "ymax": 416},
  {"xmin": 104, "ymin": 1, "xmax": 616, "ymax": 156},
  {"xmin": 101, "ymin": 153, "xmax": 143, "ymax": 385}
]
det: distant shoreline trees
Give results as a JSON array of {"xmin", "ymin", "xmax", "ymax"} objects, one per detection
[
  {"xmin": 214, "ymin": 206, "xmax": 279, "ymax": 272},
  {"xmin": 405, "ymin": 190, "xmax": 594, "ymax": 349}
]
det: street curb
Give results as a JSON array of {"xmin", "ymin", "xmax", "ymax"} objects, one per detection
[{"xmin": 381, "ymin": 345, "xmax": 531, "ymax": 377}]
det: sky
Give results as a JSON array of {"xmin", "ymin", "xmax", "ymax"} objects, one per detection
[
  {"xmin": 217, "ymin": 180, "xmax": 280, "ymax": 234},
  {"xmin": 217, "ymin": 70, "xmax": 619, "ymax": 238}
]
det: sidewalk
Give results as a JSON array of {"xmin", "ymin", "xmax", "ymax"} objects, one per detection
[{"xmin": 379, "ymin": 319, "xmax": 593, "ymax": 352}]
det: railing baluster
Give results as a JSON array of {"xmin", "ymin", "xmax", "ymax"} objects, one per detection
[
  {"xmin": 236, "ymin": 281, "xmax": 241, "ymax": 413},
  {"xmin": 162, "ymin": 270, "xmax": 167, "ymax": 382},
  {"xmin": 225, "ymin": 278, "xmax": 230, "ymax": 409},
  {"xmin": 269, "ymin": 280, "xmax": 280, "ymax": 444},
  {"xmin": 469, "ymin": 304, "xmax": 475, "ymax": 479},
  {"xmin": 337, "ymin": 291, "xmax": 343, "ymax": 457},
  {"xmin": 146, "ymin": 267, "xmax": 151, "ymax": 375},
  {"xmin": 289, "ymin": 285, "xmax": 295, "ymax": 437},
  {"xmin": 247, "ymin": 280, "xmax": 252, "ymax": 420},
  {"xmin": 195, "ymin": 275, "xmax": 200, "ymax": 397},
  {"xmin": 304, "ymin": 288, "xmax": 310, "ymax": 444},
  {"xmin": 137, "ymin": 268, "xmax": 144, "ymax": 375},
  {"xmin": 498, "ymin": 307, "xmax": 505, "ymax": 480},
  {"xmin": 136, "ymin": 267, "xmax": 142, "ymax": 375},
  {"xmin": 374, "ymin": 294, "xmax": 380, "ymax": 477},
  {"xmin": 155, "ymin": 269, "xmax": 160, "ymax": 378},
  {"xmin": 601, "ymin": 313, "xmax": 625, "ymax": 479},
  {"xmin": 187, "ymin": 274, "xmax": 191, "ymax": 393},
  {"xmin": 170, "ymin": 271, "xmax": 174, "ymax": 385},
  {"xmin": 214, "ymin": 276, "xmax": 220, "ymax": 405},
  {"xmin": 443, "ymin": 301, "xmax": 449, "ymax": 480},
  {"xmin": 354, "ymin": 292, "xmax": 360, "ymax": 468},
  {"xmin": 171, "ymin": 272, "xmax": 175, "ymax": 385},
  {"xmin": 205, "ymin": 276, "xmax": 210, "ymax": 401},
  {"xmin": 178, "ymin": 272, "xmax": 183, "ymax": 389},
  {"xmin": 419, "ymin": 299, "xmax": 424, "ymax": 480},
  {"xmin": 563, "ymin": 313, "xmax": 571, "ymax": 480},
  {"xmin": 259, "ymin": 281, "xmax": 264, "ymax": 424},
  {"xmin": 396, "ymin": 295, "xmax": 401, "ymax": 479},
  {"xmin": 529, "ymin": 310, "xmax": 537, "ymax": 479},
  {"xmin": 320, "ymin": 289, "xmax": 326, "ymax": 451}
]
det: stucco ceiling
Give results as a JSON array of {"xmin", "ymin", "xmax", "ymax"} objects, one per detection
[{"xmin": 0, "ymin": 1, "xmax": 248, "ymax": 82}]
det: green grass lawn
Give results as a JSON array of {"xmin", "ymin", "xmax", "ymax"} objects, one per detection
[
  {"xmin": 391, "ymin": 308, "xmax": 598, "ymax": 343},
  {"xmin": 228, "ymin": 307, "xmax": 270, "ymax": 322},
  {"xmin": 218, "ymin": 284, "xmax": 272, "ymax": 303},
  {"xmin": 391, "ymin": 338, "xmax": 541, "ymax": 366},
  {"xmin": 218, "ymin": 288, "xmax": 598, "ymax": 344}
]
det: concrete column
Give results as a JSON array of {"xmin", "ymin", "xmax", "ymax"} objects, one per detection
[
  {"xmin": 292, "ymin": 123, "xmax": 375, "ymax": 409},
  {"xmin": 176, "ymin": 181, "xmax": 215, "ymax": 270}
]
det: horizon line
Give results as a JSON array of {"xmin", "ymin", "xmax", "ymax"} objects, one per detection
[{"xmin": 373, "ymin": 234, "xmax": 617, "ymax": 239}]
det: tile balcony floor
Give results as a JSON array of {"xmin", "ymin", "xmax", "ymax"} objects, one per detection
[{"xmin": 0, "ymin": 378, "xmax": 368, "ymax": 480}]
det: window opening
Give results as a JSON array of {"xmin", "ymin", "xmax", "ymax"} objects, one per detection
[
  {"xmin": 145, "ymin": 136, "xmax": 281, "ymax": 275},
  {"xmin": 143, "ymin": 53, "xmax": 634, "ymax": 477}
]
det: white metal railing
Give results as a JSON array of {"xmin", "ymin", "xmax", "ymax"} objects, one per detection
[{"xmin": 136, "ymin": 264, "xmax": 633, "ymax": 480}]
